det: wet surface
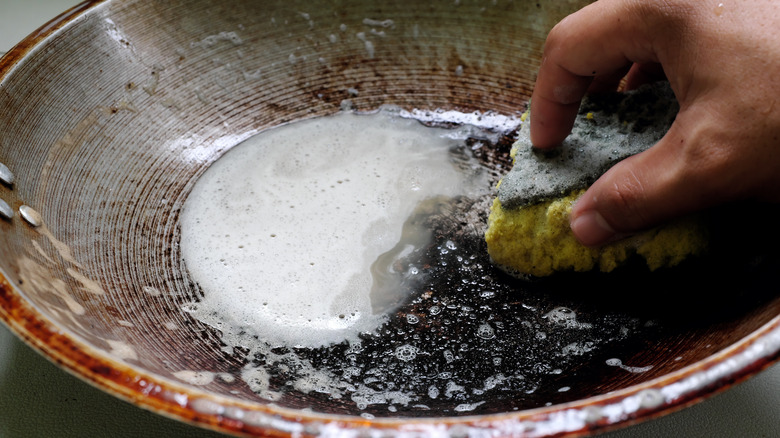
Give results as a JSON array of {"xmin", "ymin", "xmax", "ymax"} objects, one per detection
[
  {"xmin": 1, "ymin": 1, "xmax": 777, "ymax": 434},
  {"xmin": 196, "ymin": 117, "xmax": 780, "ymax": 417}
]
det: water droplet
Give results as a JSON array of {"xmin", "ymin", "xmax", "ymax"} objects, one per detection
[
  {"xmin": 0, "ymin": 199, "xmax": 13, "ymax": 221},
  {"xmin": 19, "ymin": 205, "xmax": 43, "ymax": 227},
  {"xmin": 142, "ymin": 286, "xmax": 162, "ymax": 297},
  {"xmin": 0, "ymin": 162, "xmax": 13, "ymax": 186}
]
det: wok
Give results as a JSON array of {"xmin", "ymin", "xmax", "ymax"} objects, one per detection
[{"xmin": 0, "ymin": 0, "xmax": 778, "ymax": 436}]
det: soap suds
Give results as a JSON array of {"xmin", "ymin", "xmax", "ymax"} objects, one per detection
[{"xmin": 180, "ymin": 109, "xmax": 488, "ymax": 349}]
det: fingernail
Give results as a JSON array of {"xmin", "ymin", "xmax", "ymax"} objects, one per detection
[{"xmin": 570, "ymin": 210, "xmax": 616, "ymax": 247}]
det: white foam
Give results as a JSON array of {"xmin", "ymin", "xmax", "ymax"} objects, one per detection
[{"xmin": 181, "ymin": 110, "xmax": 486, "ymax": 348}]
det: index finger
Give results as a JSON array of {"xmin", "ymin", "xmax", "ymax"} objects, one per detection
[{"xmin": 530, "ymin": 0, "xmax": 662, "ymax": 148}]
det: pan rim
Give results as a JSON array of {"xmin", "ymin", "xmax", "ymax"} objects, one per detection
[{"xmin": 0, "ymin": 1, "xmax": 778, "ymax": 436}]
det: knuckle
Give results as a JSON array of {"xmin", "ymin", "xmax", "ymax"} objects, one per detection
[
  {"xmin": 544, "ymin": 19, "xmax": 576, "ymax": 61},
  {"xmin": 631, "ymin": 0, "xmax": 695, "ymax": 24},
  {"xmin": 677, "ymin": 123, "xmax": 739, "ymax": 196},
  {"xmin": 684, "ymin": 143, "xmax": 731, "ymax": 176}
]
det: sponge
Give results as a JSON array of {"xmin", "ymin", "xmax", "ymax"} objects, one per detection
[{"xmin": 485, "ymin": 83, "xmax": 708, "ymax": 277}]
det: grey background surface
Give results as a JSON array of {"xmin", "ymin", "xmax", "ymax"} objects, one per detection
[{"xmin": 0, "ymin": 1, "xmax": 778, "ymax": 437}]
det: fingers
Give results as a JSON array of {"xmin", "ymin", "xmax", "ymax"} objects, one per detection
[
  {"xmin": 570, "ymin": 150, "xmax": 679, "ymax": 246},
  {"xmin": 532, "ymin": 0, "xmax": 780, "ymax": 247},
  {"xmin": 530, "ymin": 0, "xmax": 661, "ymax": 148},
  {"xmin": 529, "ymin": 59, "xmax": 593, "ymax": 149},
  {"xmin": 527, "ymin": 100, "xmax": 583, "ymax": 149},
  {"xmin": 569, "ymin": 114, "xmax": 723, "ymax": 246}
]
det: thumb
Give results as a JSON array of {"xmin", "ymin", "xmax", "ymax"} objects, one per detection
[{"xmin": 569, "ymin": 118, "xmax": 722, "ymax": 246}]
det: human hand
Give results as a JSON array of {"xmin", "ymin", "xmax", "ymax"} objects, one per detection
[{"xmin": 530, "ymin": 0, "xmax": 780, "ymax": 246}]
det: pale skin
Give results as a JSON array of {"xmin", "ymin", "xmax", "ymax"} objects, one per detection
[{"xmin": 530, "ymin": 0, "xmax": 780, "ymax": 246}]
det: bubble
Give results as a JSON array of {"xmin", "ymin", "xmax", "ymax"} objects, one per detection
[
  {"xmin": 445, "ymin": 381, "xmax": 466, "ymax": 398},
  {"xmin": 562, "ymin": 342, "xmax": 595, "ymax": 356},
  {"xmin": 637, "ymin": 388, "xmax": 665, "ymax": 409},
  {"xmin": 454, "ymin": 401, "xmax": 485, "ymax": 412},
  {"xmin": 483, "ymin": 374, "xmax": 506, "ymax": 391},
  {"xmin": 476, "ymin": 323, "xmax": 495, "ymax": 340},
  {"xmin": 479, "ymin": 290, "xmax": 495, "ymax": 299},
  {"xmin": 544, "ymin": 307, "xmax": 593, "ymax": 329},
  {"xmin": 606, "ymin": 358, "xmax": 654, "ymax": 373},
  {"xmin": 394, "ymin": 344, "xmax": 418, "ymax": 362}
]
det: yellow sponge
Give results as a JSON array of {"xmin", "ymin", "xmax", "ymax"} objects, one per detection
[
  {"xmin": 485, "ymin": 83, "xmax": 710, "ymax": 277},
  {"xmin": 485, "ymin": 189, "xmax": 708, "ymax": 278}
]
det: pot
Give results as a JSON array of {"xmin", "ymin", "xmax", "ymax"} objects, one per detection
[{"xmin": 0, "ymin": 1, "xmax": 778, "ymax": 436}]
